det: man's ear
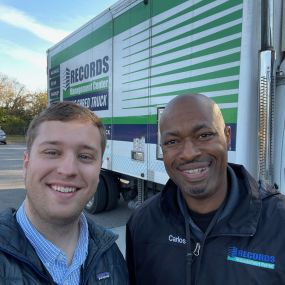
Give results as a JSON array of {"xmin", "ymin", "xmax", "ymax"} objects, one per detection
[
  {"xmin": 23, "ymin": 151, "xmax": 30, "ymax": 180},
  {"xmin": 224, "ymin": 126, "xmax": 231, "ymax": 150},
  {"xmin": 23, "ymin": 151, "xmax": 30, "ymax": 170}
]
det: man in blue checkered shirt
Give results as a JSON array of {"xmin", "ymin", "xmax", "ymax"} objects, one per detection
[{"xmin": 0, "ymin": 102, "xmax": 129, "ymax": 284}]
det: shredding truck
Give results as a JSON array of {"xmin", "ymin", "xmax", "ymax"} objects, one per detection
[{"xmin": 47, "ymin": 0, "xmax": 285, "ymax": 213}]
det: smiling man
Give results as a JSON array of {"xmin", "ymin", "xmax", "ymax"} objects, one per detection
[
  {"xmin": 126, "ymin": 94, "xmax": 285, "ymax": 285},
  {"xmin": 0, "ymin": 102, "xmax": 129, "ymax": 285},
  {"xmin": 160, "ymin": 94, "xmax": 230, "ymax": 214}
]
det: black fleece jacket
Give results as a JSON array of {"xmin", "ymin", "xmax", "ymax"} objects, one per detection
[{"xmin": 126, "ymin": 163, "xmax": 285, "ymax": 285}]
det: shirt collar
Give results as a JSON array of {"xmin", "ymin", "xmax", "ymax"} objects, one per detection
[{"xmin": 16, "ymin": 203, "xmax": 89, "ymax": 267}]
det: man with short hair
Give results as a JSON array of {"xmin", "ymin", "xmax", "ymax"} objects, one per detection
[
  {"xmin": 0, "ymin": 102, "xmax": 129, "ymax": 284},
  {"xmin": 126, "ymin": 94, "xmax": 285, "ymax": 284}
]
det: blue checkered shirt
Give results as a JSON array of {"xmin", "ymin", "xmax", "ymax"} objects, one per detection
[{"xmin": 16, "ymin": 203, "xmax": 89, "ymax": 285}]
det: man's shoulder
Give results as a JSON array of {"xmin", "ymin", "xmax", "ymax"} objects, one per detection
[
  {"xmin": 229, "ymin": 162, "xmax": 284, "ymax": 197},
  {"xmin": 85, "ymin": 214, "xmax": 119, "ymax": 248},
  {"xmin": 261, "ymin": 186, "xmax": 285, "ymax": 208},
  {"xmin": 128, "ymin": 179, "xmax": 181, "ymax": 227},
  {"xmin": 258, "ymin": 179, "xmax": 280, "ymax": 197},
  {"xmin": 229, "ymin": 163, "xmax": 279, "ymax": 196},
  {"xmin": 127, "ymin": 192, "xmax": 162, "ymax": 229},
  {"xmin": 0, "ymin": 207, "xmax": 16, "ymax": 218},
  {"xmin": 0, "ymin": 208, "xmax": 18, "ymax": 231},
  {"xmin": 139, "ymin": 192, "xmax": 162, "ymax": 210},
  {"xmin": 0, "ymin": 208, "xmax": 31, "ymax": 257},
  {"xmin": 132, "ymin": 192, "xmax": 161, "ymax": 215},
  {"xmin": 256, "ymin": 181, "xmax": 285, "ymax": 223}
]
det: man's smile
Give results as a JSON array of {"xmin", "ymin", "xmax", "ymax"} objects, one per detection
[{"xmin": 50, "ymin": 184, "xmax": 78, "ymax": 193}]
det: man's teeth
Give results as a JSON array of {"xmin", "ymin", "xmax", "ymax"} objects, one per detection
[
  {"xmin": 184, "ymin": 167, "xmax": 206, "ymax": 174},
  {"xmin": 52, "ymin": 185, "xmax": 77, "ymax": 193}
]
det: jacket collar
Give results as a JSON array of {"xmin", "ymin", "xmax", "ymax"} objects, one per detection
[
  {"xmin": 0, "ymin": 208, "xmax": 50, "ymax": 278},
  {"xmin": 160, "ymin": 163, "xmax": 274, "ymax": 236},
  {"xmin": 0, "ymin": 209, "xmax": 117, "ymax": 276}
]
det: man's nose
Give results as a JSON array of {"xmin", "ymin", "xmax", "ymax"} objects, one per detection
[
  {"xmin": 179, "ymin": 138, "xmax": 202, "ymax": 160},
  {"xmin": 57, "ymin": 153, "xmax": 77, "ymax": 176}
]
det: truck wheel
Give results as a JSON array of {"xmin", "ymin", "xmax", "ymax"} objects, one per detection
[
  {"xmin": 85, "ymin": 177, "xmax": 107, "ymax": 214},
  {"xmin": 101, "ymin": 171, "xmax": 119, "ymax": 211}
]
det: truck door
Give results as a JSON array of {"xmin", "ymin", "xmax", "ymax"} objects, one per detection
[
  {"xmin": 111, "ymin": 1, "xmax": 151, "ymax": 181},
  {"xmin": 281, "ymin": 122, "xmax": 285, "ymax": 191},
  {"xmin": 274, "ymin": 79, "xmax": 285, "ymax": 192}
]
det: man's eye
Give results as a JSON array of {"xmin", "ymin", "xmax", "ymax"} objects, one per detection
[
  {"xmin": 43, "ymin": 149, "xmax": 60, "ymax": 156},
  {"xmin": 163, "ymin": 139, "xmax": 177, "ymax": 146},
  {"xmin": 79, "ymin": 153, "xmax": 95, "ymax": 162},
  {"xmin": 200, "ymin": 132, "xmax": 215, "ymax": 139}
]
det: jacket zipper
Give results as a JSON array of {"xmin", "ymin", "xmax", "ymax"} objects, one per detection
[{"xmin": 193, "ymin": 242, "xmax": 201, "ymax": 256}]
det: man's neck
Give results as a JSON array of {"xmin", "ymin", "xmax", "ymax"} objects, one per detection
[
  {"xmin": 24, "ymin": 202, "xmax": 80, "ymax": 265},
  {"xmin": 182, "ymin": 185, "xmax": 228, "ymax": 214}
]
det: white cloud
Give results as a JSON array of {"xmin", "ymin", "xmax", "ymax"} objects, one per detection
[
  {"xmin": 0, "ymin": 4, "xmax": 70, "ymax": 44},
  {"xmin": 0, "ymin": 39, "xmax": 46, "ymax": 67},
  {"xmin": 0, "ymin": 39, "xmax": 47, "ymax": 91},
  {"xmin": 0, "ymin": 62, "xmax": 47, "ymax": 92}
]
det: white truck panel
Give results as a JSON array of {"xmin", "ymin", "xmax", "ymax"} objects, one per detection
[{"xmin": 47, "ymin": 0, "xmax": 284, "ymax": 192}]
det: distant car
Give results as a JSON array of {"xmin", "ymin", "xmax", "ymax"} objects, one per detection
[{"xmin": 0, "ymin": 128, "xmax": 7, "ymax": 144}]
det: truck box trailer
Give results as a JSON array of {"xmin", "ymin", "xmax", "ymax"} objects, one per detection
[{"xmin": 47, "ymin": 0, "xmax": 285, "ymax": 213}]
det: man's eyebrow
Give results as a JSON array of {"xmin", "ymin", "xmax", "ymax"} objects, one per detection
[
  {"xmin": 39, "ymin": 141, "xmax": 61, "ymax": 146},
  {"xmin": 162, "ymin": 123, "xmax": 211, "ymax": 137},
  {"xmin": 191, "ymin": 123, "xmax": 212, "ymax": 133},
  {"xmin": 80, "ymin": 145, "xmax": 99, "ymax": 152},
  {"xmin": 161, "ymin": 130, "xmax": 179, "ymax": 137},
  {"xmin": 39, "ymin": 141, "xmax": 99, "ymax": 152}
]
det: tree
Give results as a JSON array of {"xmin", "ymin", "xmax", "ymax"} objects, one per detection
[
  {"xmin": 0, "ymin": 73, "xmax": 28, "ymax": 113},
  {"xmin": 0, "ymin": 72, "xmax": 48, "ymax": 134},
  {"xmin": 27, "ymin": 91, "xmax": 48, "ymax": 118}
]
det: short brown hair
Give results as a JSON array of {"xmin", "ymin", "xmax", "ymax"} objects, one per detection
[{"xmin": 26, "ymin": 101, "xmax": 106, "ymax": 155}]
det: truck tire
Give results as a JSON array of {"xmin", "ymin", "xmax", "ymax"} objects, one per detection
[
  {"xmin": 85, "ymin": 176, "xmax": 107, "ymax": 214},
  {"xmin": 101, "ymin": 171, "xmax": 119, "ymax": 211}
]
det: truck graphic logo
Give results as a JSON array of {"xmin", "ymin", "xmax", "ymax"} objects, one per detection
[{"xmin": 63, "ymin": 68, "xmax": 70, "ymax": 91}]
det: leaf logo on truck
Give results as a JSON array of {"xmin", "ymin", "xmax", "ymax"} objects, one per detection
[{"xmin": 63, "ymin": 68, "xmax": 70, "ymax": 91}]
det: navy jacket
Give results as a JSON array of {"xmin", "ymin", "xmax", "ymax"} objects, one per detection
[
  {"xmin": 0, "ymin": 208, "xmax": 129, "ymax": 285},
  {"xmin": 126, "ymin": 163, "xmax": 285, "ymax": 285}
]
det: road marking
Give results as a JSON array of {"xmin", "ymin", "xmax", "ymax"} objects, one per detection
[
  {"xmin": 0, "ymin": 184, "xmax": 25, "ymax": 190},
  {"xmin": 0, "ymin": 170, "xmax": 23, "ymax": 176},
  {"xmin": 0, "ymin": 159, "xmax": 23, "ymax": 161},
  {"xmin": 0, "ymin": 170, "xmax": 24, "ymax": 190}
]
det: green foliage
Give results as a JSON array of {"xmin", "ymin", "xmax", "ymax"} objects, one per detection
[
  {"xmin": 0, "ymin": 113, "xmax": 28, "ymax": 135},
  {"xmin": 0, "ymin": 73, "xmax": 48, "ymax": 135}
]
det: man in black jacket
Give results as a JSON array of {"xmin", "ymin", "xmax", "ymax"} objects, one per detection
[
  {"xmin": 126, "ymin": 94, "xmax": 285, "ymax": 285},
  {"xmin": 0, "ymin": 102, "xmax": 129, "ymax": 284}
]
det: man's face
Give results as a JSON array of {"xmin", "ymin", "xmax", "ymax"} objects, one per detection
[
  {"xmin": 23, "ymin": 120, "xmax": 102, "ymax": 226},
  {"xmin": 160, "ymin": 98, "xmax": 230, "ymax": 203}
]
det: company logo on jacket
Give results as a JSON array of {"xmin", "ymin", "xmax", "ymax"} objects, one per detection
[
  {"xmin": 227, "ymin": 246, "xmax": 275, "ymax": 269},
  {"xmin": 96, "ymin": 271, "xmax": 110, "ymax": 281}
]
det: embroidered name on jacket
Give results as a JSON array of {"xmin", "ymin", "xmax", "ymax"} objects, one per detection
[
  {"xmin": 227, "ymin": 246, "xmax": 275, "ymax": 269},
  {"xmin": 168, "ymin": 234, "xmax": 186, "ymax": 244}
]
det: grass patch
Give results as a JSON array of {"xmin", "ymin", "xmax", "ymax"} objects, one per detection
[{"xmin": 7, "ymin": 135, "xmax": 26, "ymax": 144}]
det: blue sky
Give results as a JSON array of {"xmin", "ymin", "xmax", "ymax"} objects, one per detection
[{"xmin": 0, "ymin": 0, "xmax": 118, "ymax": 92}]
